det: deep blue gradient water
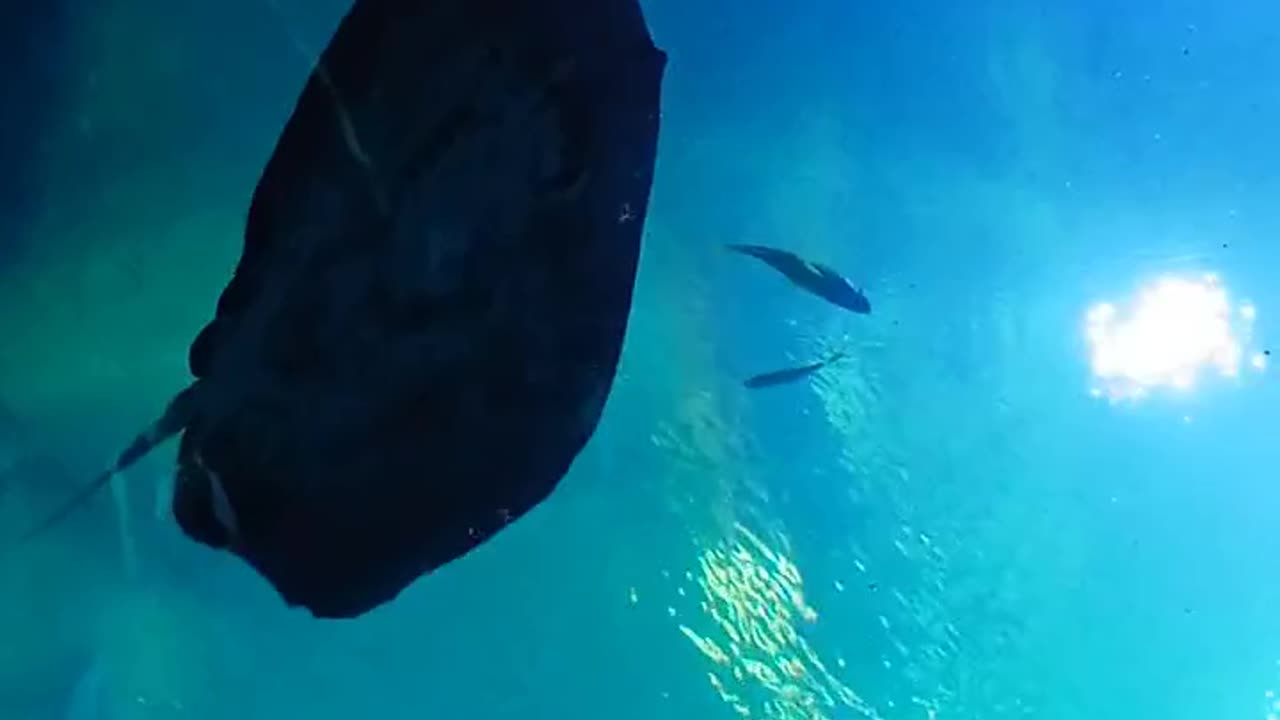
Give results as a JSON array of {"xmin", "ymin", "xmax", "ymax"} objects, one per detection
[{"xmin": 3, "ymin": 1, "xmax": 1280, "ymax": 719}]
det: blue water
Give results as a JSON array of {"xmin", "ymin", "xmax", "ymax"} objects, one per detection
[{"xmin": 3, "ymin": 1, "xmax": 1280, "ymax": 719}]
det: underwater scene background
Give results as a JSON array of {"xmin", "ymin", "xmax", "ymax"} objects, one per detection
[{"xmin": 3, "ymin": 0, "xmax": 1280, "ymax": 718}]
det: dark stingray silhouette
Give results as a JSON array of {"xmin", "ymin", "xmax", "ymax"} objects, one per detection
[
  {"xmin": 743, "ymin": 352, "xmax": 845, "ymax": 389},
  {"xmin": 726, "ymin": 244, "xmax": 871, "ymax": 314},
  {"xmin": 23, "ymin": 0, "xmax": 667, "ymax": 619}
]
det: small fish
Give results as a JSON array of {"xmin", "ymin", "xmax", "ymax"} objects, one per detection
[
  {"xmin": 726, "ymin": 244, "xmax": 870, "ymax": 314},
  {"xmin": 743, "ymin": 352, "xmax": 846, "ymax": 389}
]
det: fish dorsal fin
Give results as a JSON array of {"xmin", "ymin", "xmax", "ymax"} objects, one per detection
[{"xmin": 17, "ymin": 385, "xmax": 198, "ymax": 543}]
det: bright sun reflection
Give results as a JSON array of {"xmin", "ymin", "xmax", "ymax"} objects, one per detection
[{"xmin": 1084, "ymin": 273, "xmax": 1265, "ymax": 401}]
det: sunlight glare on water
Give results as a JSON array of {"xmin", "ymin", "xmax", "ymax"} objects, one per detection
[{"xmin": 1084, "ymin": 273, "xmax": 1265, "ymax": 402}]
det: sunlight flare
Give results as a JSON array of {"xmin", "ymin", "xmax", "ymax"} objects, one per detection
[{"xmin": 1084, "ymin": 273, "xmax": 1263, "ymax": 401}]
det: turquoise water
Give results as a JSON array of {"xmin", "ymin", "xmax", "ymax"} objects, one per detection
[{"xmin": 3, "ymin": 0, "xmax": 1280, "ymax": 718}]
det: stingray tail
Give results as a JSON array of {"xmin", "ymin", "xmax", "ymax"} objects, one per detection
[{"xmin": 17, "ymin": 385, "xmax": 198, "ymax": 543}]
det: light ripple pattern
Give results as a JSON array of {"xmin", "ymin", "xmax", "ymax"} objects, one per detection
[{"xmin": 678, "ymin": 523, "xmax": 882, "ymax": 720}]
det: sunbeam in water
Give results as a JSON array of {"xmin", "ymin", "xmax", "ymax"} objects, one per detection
[{"xmin": 1084, "ymin": 273, "xmax": 1266, "ymax": 402}]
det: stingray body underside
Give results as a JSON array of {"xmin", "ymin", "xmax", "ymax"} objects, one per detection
[{"xmin": 171, "ymin": 0, "xmax": 665, "ymax": 618}]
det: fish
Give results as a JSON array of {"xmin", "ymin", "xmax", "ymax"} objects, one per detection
[
  {"xmin": 22, "ymin": 0, "xmax": 667, "ymax": 619},
  {"xmin": 743, "ymin": 352, "xmax": 846, "ymax": 389},
  {"xmin": 726, "ymin": 243, "xmax": 871, "ymax": 314}
]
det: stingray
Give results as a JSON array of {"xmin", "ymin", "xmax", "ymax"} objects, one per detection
[
  {"xmin": 726, "ymin": 243, "xmax": 871, "ymax": 314},
  {"xmin": 22, "ymin": 0, "xmax": 667, "ymax": 619}
]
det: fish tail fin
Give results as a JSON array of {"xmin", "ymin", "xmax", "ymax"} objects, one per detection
[
  {"xmin": 725, "ymin": 244, "xmax": 789, "ymax": 267},
  {"xmin": 18, "ymin": 385, "xmax": 198, "ymax": 543}
]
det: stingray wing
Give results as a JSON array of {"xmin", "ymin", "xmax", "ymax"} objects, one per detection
[{"xmin": 178, "ymin": 0, "xmax": 665, "ymax": 618}]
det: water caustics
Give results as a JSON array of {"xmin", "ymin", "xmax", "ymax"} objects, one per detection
[{"xmin": 676, "ymin": 523, "xmax": 881, "ymax": 720}]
